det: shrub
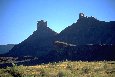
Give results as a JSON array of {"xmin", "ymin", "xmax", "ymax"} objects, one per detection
[
  {"xmin": 39, "ymin": 68, "xmax": 50, "ymax": 77},
  {"xmin": 7, "ymin": 63, "xmax": 24, "ymax": 77},
  {"xmin": 81, "ymin": 66, "xmax": 90, "ymax": 74},
  {"xmin": 57, "ymin": 69, "xmax": 74, "ymax": 77}
]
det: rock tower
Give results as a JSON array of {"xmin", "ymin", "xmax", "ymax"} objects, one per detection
[{"xmin": 37, "ymin": 20, "xmax": 47, "ymax": 30}]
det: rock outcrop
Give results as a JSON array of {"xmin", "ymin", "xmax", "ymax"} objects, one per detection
[
  {"xmin": 58, "ymin": 13, "xmax": 115, "ymax": 45},
  {"xmin": 7, "ymin": 20, "xmax": 57, "ymax": 57}
]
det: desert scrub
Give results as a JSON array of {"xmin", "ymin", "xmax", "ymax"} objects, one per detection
[
  {"xmin": 0, "ymin": 61, "xmax": 115, "ymax": 77},
  {"xmin": 6, "ymin": 63, "xmax": 25, "ymax": 77},
  {"xmin": 0, "ymin": 68, "xmax": 13, "ymax": 77},
  {"xmin": 57, "ymin": 69, "xmax": 74, "ymax": 77},
  {"xmin": 0, "ymin": 63, "xmax": 26, "ymax": 77},
  {"xmin": 38, "ymin": 68, "xmax": 49, "ymax": 77}
]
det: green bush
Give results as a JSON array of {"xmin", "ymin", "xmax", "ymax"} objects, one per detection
[{"xmin": 7, "ymin": 63, "xmax": 24, "ymax": 77}]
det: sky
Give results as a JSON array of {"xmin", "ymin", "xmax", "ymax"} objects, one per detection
[{"xmin": 0, "ymin": 0, "xmax": 115, "ymax": 45}]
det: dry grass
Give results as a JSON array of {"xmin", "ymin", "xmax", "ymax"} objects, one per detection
[{"xmin": 0, "ymin": 61, "xmax": 115, "ymax": 77}]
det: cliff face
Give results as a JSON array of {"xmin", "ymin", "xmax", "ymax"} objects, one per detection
[{"xmin": 41, "ymin": 44, "xmax": 115, "ymax": 62}]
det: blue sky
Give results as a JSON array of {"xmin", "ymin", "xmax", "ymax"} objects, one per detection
[{"xmin": 0, "ymin": 0, "xmax": 115, "ymax": 45}]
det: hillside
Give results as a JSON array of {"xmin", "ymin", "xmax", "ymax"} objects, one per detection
[
  {"xmin": 0, "ymin": 61, "xmax": 115, "ymax": 77},
  {"xmin": 0, "ymin": 43, "xmax": 114, "ymax": 68},
  {"xmin": 0, "ymin": 44, "xmax": 15, "ymax": 54},
  {"xmin": 7, "ymin": 20, "xmax": 57, "ymax": 57},
  {"xmin": 58, "ymin": 13, "xmax": 115, "ymax": 44}
]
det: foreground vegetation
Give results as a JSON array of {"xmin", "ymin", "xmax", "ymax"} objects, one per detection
[{"xmin": 0, "ymin": 61, "xmax": 115, "ymax": 77}]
